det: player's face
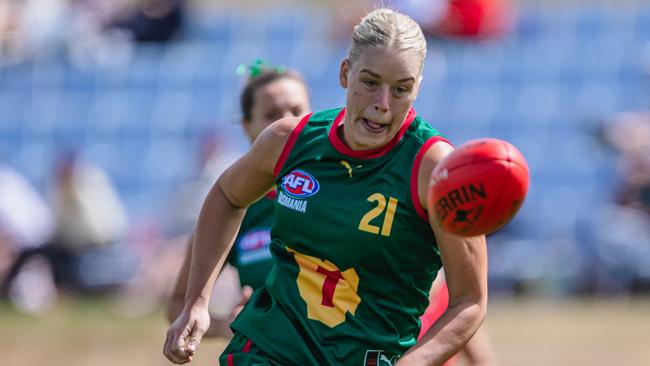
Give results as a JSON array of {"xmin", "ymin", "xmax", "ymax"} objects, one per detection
[
  {"xmin": 244, "ymin": 78, "xmax": 311, "ymax": 143},
  {"xmin": 339, "ymin": 46, "xmax": 422, "ymax": 150}
]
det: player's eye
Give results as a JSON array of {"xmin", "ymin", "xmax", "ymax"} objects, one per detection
[
  {"xmin": 362, "ymin": 79, "xmax": 378, "ymax": 88},
  {"xmin": 266, "ymin": 111, "xmax": 283, "ymax": 121},
  {"xmin": 392, "ymin": 86, "xmax": 409, "ymax": 96},
  {"xmin": 291, "ymin": 107, "xmax": 304, "ymax": 116}
]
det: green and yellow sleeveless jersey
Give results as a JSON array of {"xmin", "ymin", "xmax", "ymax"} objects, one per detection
[
  {"xmin": 228, "ymin": 193, "xmax": 276, "ymax": 289},
  {"xmin": 230, "ymin": 107, "xmax": 450, "ymax": 365}
]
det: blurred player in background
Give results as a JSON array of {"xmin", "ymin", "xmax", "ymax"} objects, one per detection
[
  {"xmin": 166, "ymin": 61, "xmax": 311, "ymax": 338},
  {"xmin": 165, "ymin": 8, "xmax": 488, "ymax": 366}
]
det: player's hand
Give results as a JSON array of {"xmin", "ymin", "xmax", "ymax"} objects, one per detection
[
  {"xmin": 163, "ymin": 303, "xmax": 210, "ymax": 364},
  {"xmin": 229, "ymin": 285, "xmax": 253, "ymax": 321}
]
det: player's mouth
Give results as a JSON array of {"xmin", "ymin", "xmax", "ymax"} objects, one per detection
[{"xmin": 361, "ymin": 118, "xmax": 388, "ymax": 133}]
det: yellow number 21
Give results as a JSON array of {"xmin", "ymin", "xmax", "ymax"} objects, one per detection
[{"xmin": 358, "ymin": 193, "xmax": 398, "ymax": 237}]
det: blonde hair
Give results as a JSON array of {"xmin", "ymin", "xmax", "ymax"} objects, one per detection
[{"xmin": 348, "ymin": 8, "xmax": 427, "ymax": 69}]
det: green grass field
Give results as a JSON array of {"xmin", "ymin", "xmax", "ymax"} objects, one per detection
[{"xmin": 1, "ymin": 297, "xmax": 649, "ymax": 366}]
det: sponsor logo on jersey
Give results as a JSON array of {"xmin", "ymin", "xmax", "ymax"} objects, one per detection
[
  {"xmin": 278, "ymin": 169, "xmax": 319, "ymax": 213},
  {"xmin": 277, "ymin": 190, "xmax": 308, "ymax": 213},
  {"xmin": 339, "ymin": 160, "xmax": 363, "ymax": 178},
  {"xmin": 363, "ymin": 350, "xmax": 399, "ymax": 366},
  {"xmin": 280, "ymin": 169, "xmax": 319, "ymax": 199},
  {"xmin": 237, "ymin": 229, "xmax": 272, "ymax": 265}
]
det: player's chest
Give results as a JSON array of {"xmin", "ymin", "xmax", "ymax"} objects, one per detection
[{"xmin": 274, "ymin": 159, "xmax": 420, "ymax": 253}]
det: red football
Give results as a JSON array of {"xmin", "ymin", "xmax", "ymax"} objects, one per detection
[{"xmin": 428, "ymin": 138, "xmax": 529, "ymax": 236}]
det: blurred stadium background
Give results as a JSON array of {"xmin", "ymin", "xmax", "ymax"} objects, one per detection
[{"xmin": 1, "ymin": 0, "xmax": 649, "ymax": 365}]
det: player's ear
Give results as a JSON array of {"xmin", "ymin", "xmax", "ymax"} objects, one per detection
[{"xmin": 339, "ymin": 59, "xmax": 350, "ymax": 89}]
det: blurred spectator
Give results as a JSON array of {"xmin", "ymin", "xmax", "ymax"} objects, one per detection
[
  {"xmin": 335, "ymin": 0, "xmax": 514, "ymax": 41},
  {"xmin": 0, "ymin": 0, "xmax": 70, "ymax": 64},
  {"xmin": 107, "ymin": 0, "xmax": 185, "ymax": 43},
  {"xmin": 112, "ymin": 134, "xmax": 238, "ymax": 316},
  {"xmin": 0, "ymin": 162, "xmax": 54, "ymax": 286},
  {"xmin": 575, "ymin": 111, "xmax": 650, "ymax": 295},
  {"xmin": 66, "ymin": 0, "xmax": 136, "ymax": 68},
  {"xmin": 165, "ymin": 133, "xmax": 239, "ymax": 236},
  {"xmin": 603, "ymin": 111, "xmax": 650, "ymax": 215},
  {"xmin": 0, "ymin": 0, "xmax": 20, "ymax": 61},
  {"xmin": 429, "ymin": 0, "xmax": 514, "ymax": 39},
  {"xmin": 0, "ymin": 0, "xmax": 136, "ymax": 66},
  {"xmin": 2, "ymin": 151, "xmax": 133, "ymax": 312},
  {"xmin": 50, "ymin": 150, "xmax": 128, "ymax": 253},
  {"xmin": 0, "ymin": 162, "xmax": 54, "ymax": 248}
]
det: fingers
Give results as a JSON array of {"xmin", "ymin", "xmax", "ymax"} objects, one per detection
[
  {"xmin": 230, "ymin": 286, "xmax": 254, "ymax": 320},
  {"xmin": 163, "ymin": 307, "xmax": 209, "ymax": 364},
  {"xmin": 238, "ymin": 285, "xmax": 254, "ymax": 308},
  {"xmin": 173, "ymin": 328, "xmax": 189, "ymax": 357},
  {"xmin": 187, "ymin": 336, "xmax": 200, "ymax": 354},
  {"xmin": 241, "ymin": 285, "xmax": 254, "ymax": 301},
  {"xmin": 230, "ymin": 304, "xmax": 245, "ymax": 320},
  {"xmin": 164, "ymin": 327, "xmax": 192, "ymax": 364},
  {"xmin": 187, "ymin": 324, "xmax": 206, "ymax": 354}
]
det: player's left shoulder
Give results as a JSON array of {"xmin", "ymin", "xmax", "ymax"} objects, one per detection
[
  {"xmin": 415, "ymin": 138, "xmax": 455, "ymax": 209},
  {"xmin": 421, "ymin": 139, "xmax": 454, "ymax": 166}
]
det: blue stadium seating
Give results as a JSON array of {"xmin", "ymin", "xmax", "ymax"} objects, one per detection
[{"xmin": 1, "ymin": 4, "xmax": 648, "ymax": 260}]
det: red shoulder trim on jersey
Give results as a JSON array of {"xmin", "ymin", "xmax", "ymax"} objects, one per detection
[
  {"xmin": 264, "ymin": 189, "xmax": 277, "ymax": 200},
  {"xmin": 273, "ymin": 113, "xmax": 312, "ymax": 178},
  {"xmin": 411, "ymin": 136, "xmax": 453, "ymax": 221},
  {"xmin": 328, "ymin": 107, "xmax": 417, "ymax": 159}
]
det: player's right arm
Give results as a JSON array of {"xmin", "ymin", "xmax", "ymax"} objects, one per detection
[
  {"xmin": 163, "ymin": 115, "xmax": 302, "ymax": 364},
  {"xmin": 166, "ymin": 234, "xmax": 248, "ymax": 339}
]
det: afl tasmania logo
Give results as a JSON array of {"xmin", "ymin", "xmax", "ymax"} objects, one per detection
[{"xmin": 281, "ymin": 169, "xmax": 320, "ymax": 199}]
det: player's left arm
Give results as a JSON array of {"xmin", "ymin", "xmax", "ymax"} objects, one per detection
[
  {"xmin": 460, "ymin": 325, "xmax": 500, "ymax": 366},
  {"xmin": 397, "ymin": 141, "xmax": 488, "ymax": 366}
]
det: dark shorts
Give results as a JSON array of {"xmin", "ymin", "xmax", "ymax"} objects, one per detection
[{"xmin": 219, "ymin": 332, "xmax": 277, "ymax": 366}]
